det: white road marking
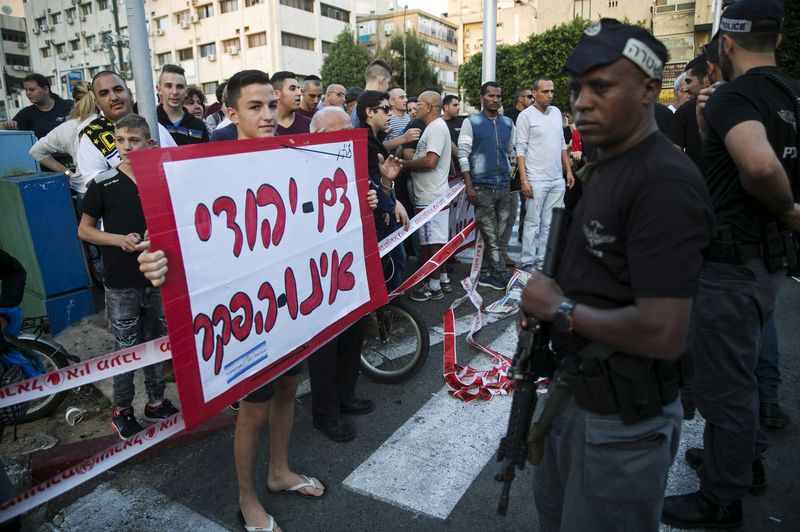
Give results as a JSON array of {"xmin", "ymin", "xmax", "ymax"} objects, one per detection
[
  {"xmin": 343, "ymin": 323, "xmax": 518, "ymax": 519},
  {"xmin": 39, "ymin": 483, "xmax": 226, "ymax": 531}
]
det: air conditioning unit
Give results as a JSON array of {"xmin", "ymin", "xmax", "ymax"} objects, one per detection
[
  {"xmin": 18, "ymin": 42, "xmax": 28, "ymax": 49},
  {"xmin": 32, "ymin": 27, "xmax": 41, "ymax": 34},
  {"xmin": 180, "ymin": 20, "xmax": 190, "ymax": 29},
  {"xmin": 58, "ymin": 53, "xmax": 67, "ymax": 60},
  {"xmin": 227, "ymin": 46, "xmax": 239, "ymax": 55},
  {"xmin": 190, "ymin": 15, "xmax": 198, "ymax": 23},
  {"xmin": 67, "ymin": 17, "xmax": 74, "ymax": 24},
  {"xmin": 207, "ymin": 54, "xmax": 216, "ymax": 62},
  {"xmin": 157, "ymin": 28, "xmax": 165, "ymax": 35},
  {"xmin": 13, "ymin": 65, "xmax": 23, "ymax": 71}
]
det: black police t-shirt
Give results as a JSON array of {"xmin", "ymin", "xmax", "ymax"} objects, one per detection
[
  {"xmin": 402, "ymin": 118, "xmax": 426, "ymax": 151},
  {"xmin": 703, "ymin": 66, "xmax": 800, "ymax": 243},
  {"xmin": 81, "ymin": 171, "xmax": 149, "ymax": 289},
  {"xmin": 554, "ymin": 132, "xmax": 714, "ymax": 353},
  {"xmin": 12, "ymin": 98, "xmax": 73, "ymax": 139},
  {"xmin": 669, "ymin": 98, "xmax": 705, "ymax": 175}
]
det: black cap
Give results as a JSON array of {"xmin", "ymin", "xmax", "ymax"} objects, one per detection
[
  {"xmin": 345, "ymin": 86, "xmax": 364, "ymax": 104},
  {"xmin": 561, "ymin": 19, "xmax": 668, "ymax": 79},
  {"xmin": 719, "ymin": 0, "xmax": 783, "ymax": 33}
]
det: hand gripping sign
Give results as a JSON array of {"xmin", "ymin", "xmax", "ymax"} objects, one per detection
[{"xmin": 130, "ymin": 129, "xmax": 388, "ymax": 428}]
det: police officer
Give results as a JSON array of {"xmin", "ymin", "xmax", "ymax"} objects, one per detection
[
  {"xmin": 520, "ymin": 20, "xmax": 714, "ymax": 531},
  {"xmin": 662, "ymin": 0, "xmax": 799, "ymax": 528}
]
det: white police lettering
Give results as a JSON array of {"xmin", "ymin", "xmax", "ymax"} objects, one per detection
[
  {"xmin": 783, "ymin": 147, "xmax": 798, "ymax": 159},
  {"xmin": 622, "ymin": 38, "xmax": 663, "ymax": 79},
  {"xmin": 719, "ymin": 17, "xmax": 753, "ymax": 32}
]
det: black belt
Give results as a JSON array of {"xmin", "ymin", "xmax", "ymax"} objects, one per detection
[{"xmin": 706, "ymin": 239, "xmax": 763, "ymax": 265}]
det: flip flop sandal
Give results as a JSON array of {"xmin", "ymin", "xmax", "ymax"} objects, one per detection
[
  {"xmin": 237, "ymin": 510, "xmax": 276, "ymax": 532},
  {"xmin": 267, "ymin": 475, "xmax": 327, "ymax": 499}
]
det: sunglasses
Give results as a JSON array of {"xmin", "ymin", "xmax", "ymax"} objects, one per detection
[
  {"xmin": 371, "ymin": 105, "xmax": 391, "ymax": 114},
  {"xmin": 524, "ymin": 95, "xmax": 534, "ymax": 99}
]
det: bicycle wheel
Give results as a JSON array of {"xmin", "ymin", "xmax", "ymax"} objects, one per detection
[
  {"xmin": 361, "ymin": 299, "xmax": 430, "ymax": 384},
  {"xmin": 16, "ymin": 340, "xmax": 70, "ymax": 423}
]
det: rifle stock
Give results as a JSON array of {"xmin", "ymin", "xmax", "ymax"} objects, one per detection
[{"xmin": 495, "ymin": 207, "xmax": 567, "ymax": 516}]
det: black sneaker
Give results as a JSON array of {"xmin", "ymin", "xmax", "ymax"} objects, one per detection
[
  {"xmin": 112, "ymin": 407, "xmax": 145, "ymax": 440},
  {"xmin": 760, "ymin": 402, "xmax": 791, "ymax": 428},
  {"xmin": 661, "ymin": 491, "xmax": 742, "ymax": 529},
  {"xmin": 478, "ymin": 275, "xmax": 505, "ymax": 291},
  {"xmin": 408, "ymin": 286, "xmax": 444, "ymax": 302},
  {"xmin": 441, "ymin": 279, "xmax": 453, "ymax": 293},
  {"xmin": 682, "ymin": 397, "xmax": 696, "ymax": 420},
  {"xmin": 684, "ymin": 447, "xmax": 766, "ymax": 496},
  {"xmin": 143, "ymin": 399, "xmax": 180, "ymax": 422}
]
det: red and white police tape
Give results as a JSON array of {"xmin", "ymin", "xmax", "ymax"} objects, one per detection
[
  {"xmin": 0, "ymin": 413, "xmax": 184, "ymax": 522},
  {"xmin": 0, "ymin": 337, "xmax": 171, "ymax": 409},
  {"xmin": 378, "ymin": 181, "xmax": 465, "ymax": 258}
]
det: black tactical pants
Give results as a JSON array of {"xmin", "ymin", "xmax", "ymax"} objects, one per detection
[{"xmin": 691, "ymin": 259, "xmax": 783, "ymax": 506}]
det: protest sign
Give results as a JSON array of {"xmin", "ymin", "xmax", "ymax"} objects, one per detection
[{"xmin": 131, "ymin": 130, "xmax": 388, "ymax": 428}]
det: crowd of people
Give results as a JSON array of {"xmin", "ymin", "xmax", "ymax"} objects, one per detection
[{"xmin": 0, "ymin": 0, "xmax": 797, "ymax": 529}]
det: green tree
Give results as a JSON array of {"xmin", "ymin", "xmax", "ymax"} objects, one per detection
[
  {"xmin": 459, "ymin": 19, "xmax": 592, "ymax": 111},
  {"xmin": 776, "ymin": 0, "xmax": 799, "ymax": 79},
  {"xmin": 378, "ymin": 31, "xmax": 441, "ymax": 96},
  {"xmin": 320, "ymin": 29, "xmax": 371, "ymax": 88}
]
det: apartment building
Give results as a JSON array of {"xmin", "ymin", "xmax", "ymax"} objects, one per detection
[
  {"xmin": 1, "ymin": 6, "xmax": 32, "ymax": 119},
  {"xmin": 23, "ymin": 0, "xmax": 131, "ymax": 102},
  {"xmin": 148, "ymin": 0, "xmax": 356, "ymax": 99},
  {"xmin": 356, "ymin": 9, "xmax": 458, "ymax": 91},
  {"xmin": 448, "ymin": 0, "xmax": 710, "ymax": 67}
]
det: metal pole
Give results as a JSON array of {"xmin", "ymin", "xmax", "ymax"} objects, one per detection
[
  {"xmin": 711, "ymin": 0, "xmax": 722, "ymax": 35},
  {"xmin": 124, "ymin": 0, "xmax": 159, "ymax": 144},
  {"xmin": 111, "ymin": 0, "xmax": 126, "ymax": 78},
  {"xmin": 481, "ymin": 0, "xmax": 496, "ymax": 83},
  {"xmin": 403, "ymin": 5, "xmax": 407, "ymax": 92}
]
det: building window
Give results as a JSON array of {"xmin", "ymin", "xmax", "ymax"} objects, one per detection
[
  {"xmin": 35, "ymin": 16, "xmax": 47, "ymax": 29},
  {"xmin": 81, "ymin": 3, "xmax": 93, "ymax": 16},
  {"xmin": 320, "ymin": 3, "xmax": 349, "ymax": 22},
  {"xmin": 197, "ymin": 4, "xmax": 214, "ymax": 18},
  {"xmin": 85, "ymin": 35, "xmax": 96, "ymax": 47},
  {"xmin": 321, "ymin": 40, "xmax": 333, "ymax": 54},
  {"xmin": 155, "ymin": 16, "xmax": 170, "ymax": 30},
  {"xmin": 66, "ymin": 7, "xmax": 77, "ymax": 19},
  {"xmin": 70, "ymin": 39, "xmax": 81, "ymax": 51},
  {"xmin": 55, "ymin": 43, "xmax": 66, "ymax": 54},
  {"xmin": 97, "ymin": 0, "xmax": 109, "ymax": 10},
  {"xmin": 4, "ymin": 53, "xmax": 30, "ymax": 67},
  {"xmin": 156, "ymin": 51, "xmax": 172, "ymax": 66},
  {"xmin": 220, "ymin": 0, "xmax": 239, "ymax": 13},
  {"xmin": 281, "ymin": 32, "xmax": 314, "ymax": 50},
  {"xmin": 223, "ymin": 37, "xmax": 240, "ymax": 51},
  {"xmin": 41, "ymin": 47, "xmax": 51, "ymax": 58},
  {"xmin": 608, "ymin": 0, "xmax": 618, "ymax": 6},
  {"xmin": 175, "ymin": 10, "xmax": 190, "ymax": 24},
  {"xmin": 247, "ymin": 32, "xmax": 266, "ymax": 48},
  {"xmin": 279, "ymin": 0, "xmax": 313, "ymax": 13},
  {"xmin": 245, "ymin": 0, "xmax": 264, "ymax": 5},
  {"xmin": 203, "ymin": 81, "xmax": 218, "ymax": 95},
  {"xmin": 50, "ymin": 12, "xmax": 63, "ymax": 24},
  {"xmin": 199, "ymin": 42, "xmax": 216, "ymax": 57},
  {"xmin": 178, "ymin": 47, "xmax": 194, "ymax": 61},
  {"xmin": 1, "ymin": 29, "xmax": 27, "ymax": 43}
]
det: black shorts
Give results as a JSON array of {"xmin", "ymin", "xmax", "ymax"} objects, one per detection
[{"xmin": 241, "ymin": 363, "xmax": 303, "ymax": 404}]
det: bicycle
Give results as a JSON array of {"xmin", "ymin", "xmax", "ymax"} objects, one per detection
[
  {"xmin": 359, "ymin": 252, "xmax": 430, "ymax": 384},
  {"xmin": 2, "ymin": 309, "xmax": 78, "ymax": 423}
]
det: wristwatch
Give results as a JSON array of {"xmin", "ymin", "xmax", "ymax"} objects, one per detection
[
  {"xmin": 553, "ymin": 298, "xmax": 577, "ymax": 333},
  {"xmin": 64, "ymin": 169, "xmax": 73, "ymax": 178}
]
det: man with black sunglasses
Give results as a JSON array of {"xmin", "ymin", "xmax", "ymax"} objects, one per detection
[{"xmin": 503, "ymin": 87, "xmax": 533, "ymax": 124}]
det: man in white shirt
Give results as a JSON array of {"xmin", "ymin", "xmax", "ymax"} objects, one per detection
[
  {"xmin": 516, "ymin": 77, "xmax": 574, "ymax": 270},
  {"xmin": 77, "ymin": 71, "xmax": 177, "ymax": 185},
  {"xmin": 402, "ymin": 91, "xmax": 453, "ymax": 301}
]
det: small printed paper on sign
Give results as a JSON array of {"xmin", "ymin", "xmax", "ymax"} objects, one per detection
[{"xmin": 132, "ymin": 130, "xmax": 387, "ymax": 428}]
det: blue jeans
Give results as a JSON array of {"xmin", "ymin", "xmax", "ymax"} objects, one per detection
[{"xmin": 105, "ymin": 286, "xmax": 167, "ymax": 407}]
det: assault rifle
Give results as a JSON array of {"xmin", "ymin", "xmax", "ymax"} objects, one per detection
[{"xmin": 495, "ymin": 207, "xmax": 567, "ymax": 516}]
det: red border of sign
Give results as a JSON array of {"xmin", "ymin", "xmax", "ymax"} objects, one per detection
[{"xmin": 131, "ymin": 129, "xmax": 388, "ymax": 429}]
